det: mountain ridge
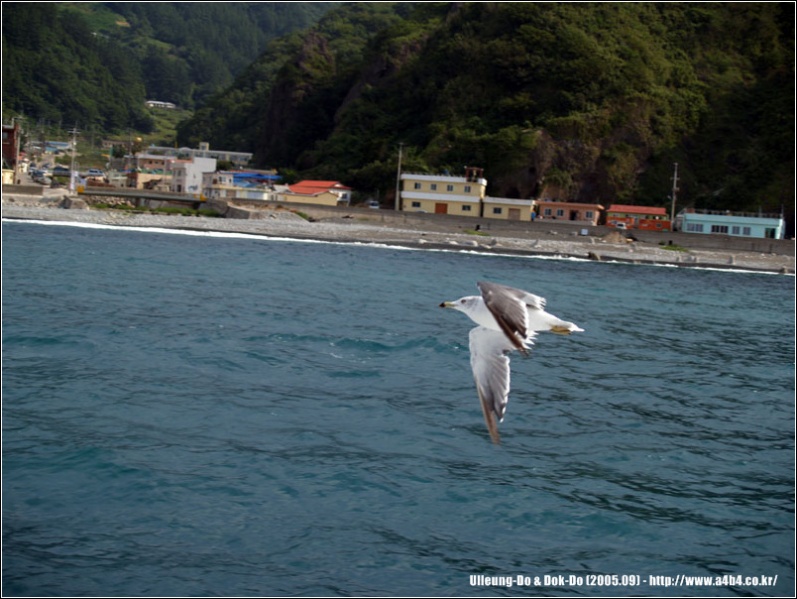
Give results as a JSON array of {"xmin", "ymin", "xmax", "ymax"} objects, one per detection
[{"xmin": 178, "ymin": 2, "xmax": 793, "ymax": 223}]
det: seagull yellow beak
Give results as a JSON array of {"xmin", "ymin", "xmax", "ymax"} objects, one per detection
[{"xmin": 440, "ymin": 301, "xmax": 455, "ymax": 308}]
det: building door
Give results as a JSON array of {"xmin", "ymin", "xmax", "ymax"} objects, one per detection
[
  {"xmin": 508, "ymin": 208, "xmax": 521, "ymax": 221},
  {"xmin": 435, "ymin": 203, "xmax": 448, "ymax": 214}
]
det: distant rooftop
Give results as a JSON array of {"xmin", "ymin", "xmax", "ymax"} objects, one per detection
[
  {"xmin": 607, "ymin": 205, "xmax": 668, "ymax": 216},
  {"xmin": 680, "ymin": 208, "xmax": 783, "ymax": 220},
  {"xmin": 147, "ymin": 144, "xmax": 252, "ymax": 166}
]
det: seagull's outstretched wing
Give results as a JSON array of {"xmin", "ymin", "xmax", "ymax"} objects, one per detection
[
  {"xmin": 469, "ymin": 326, "xmax": 536, "ymax": 444},
  {"xmin": 477, "ymin": 281, "xmax": 544, "ymax": 354}
]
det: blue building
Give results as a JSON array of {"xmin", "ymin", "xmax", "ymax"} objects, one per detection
[
  {"xmin": 676, "ymin": 209, "xmax": 785, "ymax": 239},
  {"xmin": 45, "ymin": 141, "xmax": 72, "ymax": 154}
]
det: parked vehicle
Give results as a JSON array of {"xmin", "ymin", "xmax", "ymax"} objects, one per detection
[
  {"xmin": 52, "ymin": 166, "xmax": 71, "ymax": 177},
  {"xmin": 86, "ymin": 168, "xmax": 104, "ymax": 177},
  {"xmin": 31, "ymin": 172, "xmax": 52, "ymax": 185}
]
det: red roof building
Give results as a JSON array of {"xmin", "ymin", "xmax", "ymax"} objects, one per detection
[
  {"xmin": 284, "ymin": 180, "xmax": 352, "ymax": 206},
  {"xmin": 606, "ymin": 205, "xmax": 671, "ymax": 231},
  {"xmin": 289, "ymin": 180, "xmax": 351, "ymax": 197}
]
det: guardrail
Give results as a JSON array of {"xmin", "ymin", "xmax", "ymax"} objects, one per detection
[{"xmin": 77, "ymin": 187, "xmax": 203, "ymax": 204}]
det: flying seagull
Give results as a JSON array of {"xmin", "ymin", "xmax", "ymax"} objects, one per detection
[{"xmin": 440, "ymin": 281, "xmax": 583, "ymax": 444}]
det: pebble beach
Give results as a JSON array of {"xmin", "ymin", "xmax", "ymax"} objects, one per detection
[{"xmin": 3, "ymin": 193, "xmax": 794, "ymax": 275}]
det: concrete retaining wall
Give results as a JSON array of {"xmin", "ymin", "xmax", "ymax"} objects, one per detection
[
  {"xmin": 223, "ymin": 199, "xmax": 795, "ymax": 256},
  {"xmin": 2, "ymin": 184, "xmax": 44, "ymax": 196}
]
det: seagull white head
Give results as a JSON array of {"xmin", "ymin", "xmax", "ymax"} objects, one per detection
[{"xmin": 440, "ymin": 296, "xmax": 481, "ymax": 315}]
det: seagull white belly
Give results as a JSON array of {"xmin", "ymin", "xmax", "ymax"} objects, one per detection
[{"xmin": 470, "ymin": 302, "xmax": 504, "ymax": 331}]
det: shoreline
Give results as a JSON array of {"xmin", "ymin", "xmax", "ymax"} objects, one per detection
[{"xmin": 2, "ymin": 199, "xmax": 795, "ymax": 275}]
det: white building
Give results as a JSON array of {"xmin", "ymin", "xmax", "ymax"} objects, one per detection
[
  {"xmin": 400, "ymin": 168, "xmax": 487, "ymax": 214},
  {"xmin": 675, "ymin": 209, "xmax": 785, "ymax": 239},
  {"xmin": 202, "ymin": 171, "xmax": 281, "ymax": 201},
  {"xmin": 171, "ymin": 157, "xmax": 217, "ymax": 196},
  {"xmin": 148, "ymin": 142, "xmax": 252, "ymax": 168},
  {"xmin": 145, "ymin": 100, "xmax": 177, "ymax": 109}
]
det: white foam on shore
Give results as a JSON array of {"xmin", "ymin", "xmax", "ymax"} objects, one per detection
[
  {"xmin": 3, "ymin": 217, "xmax": 789, "ymax": 276},
  {"xmin": 3, "ymin": 217, "xmax": 330, "ymax": 242},
  {"xmin": 2, "ymin": 217, "xmax": 419, "ymax": 250}
]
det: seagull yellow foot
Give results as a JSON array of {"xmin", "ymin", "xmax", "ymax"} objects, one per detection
[{"xmin": 550, "ymin": 325, "xmax": 573, "ymax": 335}]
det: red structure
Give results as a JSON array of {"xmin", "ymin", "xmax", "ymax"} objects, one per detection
[
  {"xmin": 2, "ymin": 122, "xmax": 21, "ymax": 169},
  {"xmin": 606, "ymin": 205, "xmax": 671, "ymax": 231}
]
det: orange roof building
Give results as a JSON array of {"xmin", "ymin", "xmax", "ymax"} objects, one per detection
[
  {"xmin": 606, "ymin": 205, "xmax": 671, "ymax": 231},
  {"xmin": 282, "ymin": 180, "xmax": 352, "ymax": 206}
]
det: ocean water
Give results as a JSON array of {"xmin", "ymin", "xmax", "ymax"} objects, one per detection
[{"xmin": 2, "ymin": 219, "xmax": 794, "ymax": 597}]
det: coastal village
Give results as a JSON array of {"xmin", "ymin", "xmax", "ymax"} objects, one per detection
[{"xmin": 2, "ymin": 119, "xmax": 789, "ymax": 242}]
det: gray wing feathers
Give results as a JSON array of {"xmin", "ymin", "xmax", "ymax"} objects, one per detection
[
  {"xmin": 470, "ymin": 326, "xmax": 535, "ymax": 443},
  {"xmin": 477, "ymin": 281, "xmax": 542, "ymax": 353},
  {"xmin": 477, "ymin": 280, "xmax": 546, "ymax": 310}
]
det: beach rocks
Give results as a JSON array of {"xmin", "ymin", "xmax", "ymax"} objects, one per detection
[
  {"xmin": 602, "ymin": 231, "xmax": 629, "ymax": 244},
  {"xmin": 60, "ymin": 197, "xmax": 89, "ymax": 210}
]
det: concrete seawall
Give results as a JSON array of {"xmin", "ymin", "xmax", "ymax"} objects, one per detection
[
  {"xmin": 3, "ymin": 191, "xmax": 793, "ymax": 269},
  {"xmin": 223, "ymin": 199, "xmax": 795, "ymax": 257}
]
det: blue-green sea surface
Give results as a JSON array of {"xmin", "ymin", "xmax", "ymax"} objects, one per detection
[{"xmin": 3, "ymin": 220, "xmax": 794, "ymax": 597}]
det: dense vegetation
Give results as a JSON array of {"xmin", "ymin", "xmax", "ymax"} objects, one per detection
[
  {"xmin": 3, "ymin": 2, "xmax": 793, "ymax": 224},
  {"xmin": 2, "ymin": 2, "xmax": 330, "ymax": 131},
  {"xmin": 82, "ymin": 2, "xmax": 331, "ymax": 108},
  {"xmin": 179, "ymin": 2, "xmax": 794, "ymax": 222},
  {"xmin": 2, "ymin": 2, "xmax": 152, "ymax": 132}
]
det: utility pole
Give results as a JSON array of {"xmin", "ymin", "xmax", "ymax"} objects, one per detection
[
  {"xmin": 669, "ymin": 162, "xmax": 679, "ymax": 224},
  {"xmin": 394, "ymin": 142, "xmax": 404, "ymax": 211},
  {"xmin": 69, "ymin": 125, "xmax": 79, "ymax": 193},
  {"xmin": 12, "ymin": 117, "xmax": 22, "ymax": 184}
]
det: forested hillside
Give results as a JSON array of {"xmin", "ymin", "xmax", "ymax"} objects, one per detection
[
  {"xmin": 179, "ymin": 2, "xmax": 794, "ymax": 218},
  {"xmin": 77, "ymin": 2, "xmax": 331, "ymax": 108},
  {"xmin": 2, "ymin": 2, "xmax": 152, "ymax": 132},
  {"xmin": 1, "ymin": 2, "xmax": 330, "ymax": 130}
]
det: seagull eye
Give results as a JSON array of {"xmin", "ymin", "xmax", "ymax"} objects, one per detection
[{"xmin": 460, "ymin": 299, "xmax": 466, "ymax": 304}]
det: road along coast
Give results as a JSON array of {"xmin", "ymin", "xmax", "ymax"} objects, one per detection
[{"xmin": 2, "ymin": 194, "xmax": 794, "ymax": 275}]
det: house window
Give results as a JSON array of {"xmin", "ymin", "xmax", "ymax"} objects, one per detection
[
  {"xmin": 711, "ymin": 225, "xmax": 729, "ymax": 234},
  {"xmin": 462, "ymin": 205, "xmax": 472, "ymax": 212},
  {"xmin": 743, "ymin": 227, "xmax": 751, "ymax": 236},
  {"xmin": 731, "ymin": 226, "xmax": 740, "ymax": 235},
  {"xmin": 686, "ymin": 223, "xmax": 704, "ymax": 233},
  {"xmin": 447, "ymin": 185, "xmax": 454, "ymax": 192},
  {"xmin": 556, "ymin": 209, "xmax": 565, "ymax": 217},
  {"xmin": 414, "ymin": 182, "xmax": 422, "ymax": 190},
  {"xmin": 585, "ymin": 211, "xmax": 593, "ymax": 219},
  {"xmin": 411, "ymin": 201, "xmax": 421, "ymax": 208},
  {"xmin": 430, "ymin": 184, "xmax": 437, "ymax": 191},
  {"xmin": 464, "ymin": 186, "xmax": 471, "ymax": 193},
  {"xmin": 544, "ymin": 208, "xmax": 552, "ymax": 216},
  {"xmin": 493, "ymin": 207, "xmax": 503, "ymax": 215}
]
